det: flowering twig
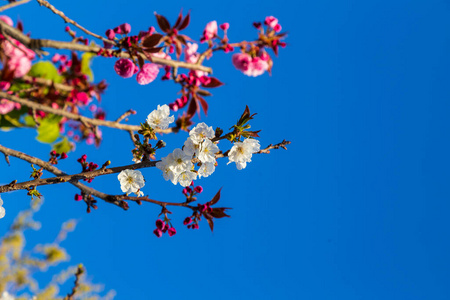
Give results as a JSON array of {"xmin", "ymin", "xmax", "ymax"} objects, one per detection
[
  {"xmin": 0, "ymin": 91, "xmax": 177, "ymax": 133},
  {"xmin": 0, "ymin": 20, "xmax": 212, "ymax": 73},
  {"xmin": 35, "ymin": 0, "xmax": 116, "ymax": 46},
  {"xmin": 0, "ymin": 0, "xmax": 31, "ymax": 13},
  {"xmin": 0, "ymin": 140, "xmax": 290, "ymax": 193}
]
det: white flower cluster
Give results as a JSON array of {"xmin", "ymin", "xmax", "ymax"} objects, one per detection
[
  {"xmin": 0, "ymin": 292, "xmax": 14, "ymax": 300},
  {"xmin": 0, "ymin": 196, "xmax": 5, "ymax": 219},
  {"xmin": 117, "ymin": 169, "xmax": 145, "ymax": 196},
  {"xmin": 146, "ymin": 104, "xmax": 174, "ymax": 130},
  {"xmin": 156, "ymin": 123, "xmax": 219, "ymax": 187},
  {"xmin": 227, "ymin": 138, "xmax": 261, "ymax": 170}
]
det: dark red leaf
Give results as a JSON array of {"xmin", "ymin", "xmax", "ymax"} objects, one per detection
[
  {"xmin": 202, "ymin": 77, "xmax": 224, "ymax": 88},
  {"xmin": 142, "ymin": 47, "xmax": 164, "ymax": 57},
  {"xmin": 137, "ymin": 56, "xmax": 145, "ymax": 69},
  {"xmin": 210, "ymin": 187, "xmax": 222, "ymax": 205},
  {"xmin": 186, "ymin": 97, "xmax": 197, "ymax": 117},
  {"xmin": 211, "ymin": 207, "xmax": 231, "ymax": 219},
  {"xmin": 197, "ymin": 95, "xmax": 208, "ymax": 116},
  {"xmin": 176, "ymin": 35, "xmax": 187, "ymax": 46},
  {"xmin": 175, "ymin": 40, "xmax": 182, "ymax": 59},
  {"xmin": 205, "ymin": 216, "xmax": 214, "ymax": 232},
  {"xmin": 142, "ymin": 34, "xmax": 163, "ymax": 48},
  {"xmin": 178, "ymin": 12, "xmax": 191, "ymax": 31},
  {"xmin": 155, "ymin": 14, "xmax": 171, "ymax": 33},
  {"xmin": 174, "ymin": 10, "xmax": 183, "ymax": 29}
]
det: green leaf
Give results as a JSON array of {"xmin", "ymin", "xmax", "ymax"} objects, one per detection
[
  {"xmin": 29, "ymin": 61, "xmax": 63, "ymax": 83},
  {"xmin": 53, "ymin": 137, "xmax": 73, "ymax": 153},
  {"xmin": 36, "ymin": 114, "xmax": 62, "ymax": 144},
  {"xmin": 81, "ymin": 52, "xmax": 95, "ymax": 81},
  {"xmin": 23, "ymin": 115, "xmax": 36, "ymax": 127}
]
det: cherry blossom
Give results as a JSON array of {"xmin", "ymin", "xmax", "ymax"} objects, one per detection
[
  {"xmin": 118, "ymin": 169, "xmax": 145, "ymax": 196},
  {"xmin": 146, "ymin": 104, "xmax": 174, "ymax": 129}
]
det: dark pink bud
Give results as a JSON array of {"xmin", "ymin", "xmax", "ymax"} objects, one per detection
[
  {"xmin": 274, "ymin": 24, "xmax": 282, "ymax": 32},
  {"xmin": 183, "ymin": 217, "xmax": 192, "ymax": 225},
  {"xmin": 105, "ymin": 29, "xmax": 115, "ymax": 40},
  {"xmin": 60, "ymin": 152, "xmax": 68, "ymax": 159},
  {"xmin": 114, "ymin": 59, "xmax": 136, "ymax": 78},
  {"xmin": 74, "ymin": 194, "xmax": 83, "ymax": 201},
  {"xmin": 153, "ymin": 228, "xmax": 163, "ymax": 238},
  {"xmin": 185, "ymin": 186, "xmax": 192, "ymax": 193},
  {"xmin": 50, "ymin": 150, "xmax": 56, "ymax": 156},
  {"xmin": 219, "ymin": 23, "xmax": 229, "ymax": 31},
  {"xmin": 194, "ymin": 186, "xmax": 203, "ymax": 194},
  {"xmin": 156, "ymin": 219, "xmax": 165, "ymax": 230},
  {"xmin": 182, "ymin": 188, "xmax": 189, "ymax": 195},
  {"xmin": 193, "ymin": 224, "xmax": 199, "ymax": 229},
  {"xmin": 168, "ymin": 227, "xmax": 177, "ymax": 237},
  {"xmin": 253, "ymin": 22, "xmax": 262, "ymax": 29},
  {"xmin": 119, "ymin": 23, "xmax": 131, "ymax": 34},
  {"xmin": 113, "ymin": 26, "xmax": 122, "ymax": 34},
  {"xmin": 65, "ymin": 26, "xmax": 70, "ymax": 32}
]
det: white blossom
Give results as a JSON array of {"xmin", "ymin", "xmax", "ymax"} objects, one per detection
[
  {"xmin": 189, "ymin": 122, "xmax": 215, "ymax": 144},
  {"xmin": 166, "ymin": 148, "xmax": 192, "ymax": 174},
  {"xmin": 117, "ymin": 169, "xmax": 145, "ymax": 196},
  {"xmin": 0, "ymin": 196, "xmax": 5, "ymax": 219},
  {"xmin": 198, "ymin": 162, "xmax": 215, "ymax": 178},
  {"xmin": 146, "ymin": 104, "xmax": 174, "ymax": 130},
  {"xmin": 156, "ymin": 157, "xmax": 178, "ymax": 185},
  {"xmin": 183, "ymin": 137, "xmax": 200, "ymax": 157},
  {"xmin": 227, "ymin": 138, "xmax": 260, "ymax": 170},
  {"xmin": 177, "ymin": 170, "xmax": 198, "ymax": 187},
  {"xmin": 197, "ymin": 139, "xmax": 219, "ymax": 163}
]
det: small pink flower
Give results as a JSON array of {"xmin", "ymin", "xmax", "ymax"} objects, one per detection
[
  {"xmin": 168, "ymin": 227, "xmax": 177, "ymax": 237},
  {"xmin": 114, "ymin": 58, "xmax": 137, "ymax": 78},
  {"xmin": 153, "ymin": 228, "xmax": 163, "ymax": 238},
  {"xmin": 119, "ymin": 23, "xmax": 131, "ymax": 34},
  {"xmin": 194, "ymin": 186, "xmax": 203, "ymax": 194},
  {"xmin": 0, "ymin": 99, "xmax": 16, "ymax": 114},
  {"xmin": 273, "ymin": 24, "xmax": 282, "ymax": 32},
  {"xmin": 246, "ymin": 57, "xmax": 269, "ymax": 77},
  {"xmin": 219, "ymin": 23, "xmax": 230, "ymax": 31},
  {"xmin": 0, "ymin": 15, "xmax": 13, "ymax": 26},
  {"xmin": 0, "ymin": 81, "xmax": 10, "ymax": 91},
  {"xmin": 264, "ymin": 16, "xmax": 278, "ymax": 28},
  {"xmin": 136, "ymin": 63, "xmax": 159, "ymax": 85},
  {"xmin": 232, "ymin": 53, "xmax": 252, "ymax": 72},
  {"xmin": 202, "ymin": 21, "xmax": 217, "ymax": 41},
  {"xmin": 105, "ymin": 29, "xmax": 115, "ymax": 40}
]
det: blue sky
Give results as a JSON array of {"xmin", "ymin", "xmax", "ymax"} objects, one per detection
[{"xmin": 1, "ymin": 0, "xmax": 450, "ymax": 299}]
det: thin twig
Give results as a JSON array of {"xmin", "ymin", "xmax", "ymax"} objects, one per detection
[
  {"xmin": 0, "ymin": 0, "xmax": 31, "ymax": 13},
  {"xmin": 35, "ymin": 0, "xmax": 116, "ymax": 46},
  {"xmin": 0, "ymin": 143, "xmax": 123, "ymax": 208},
  {"xmin": 0, "ymin": 91, "xmax": 176, "ymax": 134},
  {"xmin": 0, "ymin": 20, "xmax": 212, "ymax": 73},
  {"xmin": 65, "ymin": 265, "xmax": 83, "ymax": 300}
]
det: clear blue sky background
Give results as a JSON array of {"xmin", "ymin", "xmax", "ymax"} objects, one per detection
[{"xmin": 1, "ymin": 0, "xmax": 450, "ymax": 299}]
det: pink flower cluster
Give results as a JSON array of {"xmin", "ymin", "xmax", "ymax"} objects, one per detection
[
  {"xmin": 153, "ymin": 219, "xmax": 176, "ymax": 237},
  {"xmin": 0, "ymin": 81, "xmax": 20, "ymax": 115},
  {"xmin": 0, "ymin": 16, "xmax": 35, "ymax": 78},
  {"xmin": 264, "ymin": 16, "xmax": 282, "ymax": 32},
  {"xmin": 232, "ymin": 53, "xmax": 269, "ymax": 77},
  {"xmin": 114, "ymin": 58, "xmax": 160, "ymax": 85}
]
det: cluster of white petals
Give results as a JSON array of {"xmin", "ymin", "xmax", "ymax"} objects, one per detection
[
  {"xmin": 227, "ymin": 138, "xmax": 261, "ymax": 170},
  {"xmin": 156, "ymin": 148, "xmax": 196, "ymax": 187},
  {"xmin": 118, "ymin": 169, "xmax": 145, "ymax": 196},
  {"xmin": 156, "ymin": 123, "xmax": 220, "ymax": 186},
  {"xmin": 146, "ymin": 104, "xmax": 174, "ymax": 130},
  {"xmin": 0, "ymin": 196, "xmax": 5, "ymax": 219}
]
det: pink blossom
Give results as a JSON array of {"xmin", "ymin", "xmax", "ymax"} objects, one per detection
[
  {"xmin": 0, "ymin": 15, "xmax": 13, "ymax": 26},
  {"xmin": 264, "ymin": 16, "xmax": 278, "ymax": 28},
  {"xmin": 136, "ymin": 63, "xmax": 159, "ymax": 85},
  {"xmin": 219, "ymin": 23, "xmax": 230, "ymax": 31},
  {"xmin": 0, "ymin": 81, "xmax": 10, "ymax": 91},
  {"xmin": 184, "ymin": 43, "xmax": 198, "ymax": 59},
  {"xmin": 153, "ymin": 228, "xmax": 163, "ymax": 238},
  {"xmin": 105, "ymin": 29, "xmax": 115, "ymax": 40},
  {"xmin": 202, "ymin": 21, "xmax": 217, "ymax": 41},
  {"xmin": 232, "ymin": 53, "xmax": 269, "ymax": 77},
  {"xmin": 168, "ymin": 227, "xmax": 177, "ymax": 237},
  {"xmin": 114, "ymin": 58, "xmax": 137, "ymax": 78},
  {"xmin": 119, "ymin": 23, "xmax": 131, "ymax": 34},
  {"xmin": 0, "ymin": 99, "xmax": 18, "ymax": 114},
  {"xmin": 1, "ymin": 38, "xmax": 35, "ymax": 78}
]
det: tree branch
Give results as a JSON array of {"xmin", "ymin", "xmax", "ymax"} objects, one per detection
[
  {"xmin": 0, "ymin": 20, "xmax": 212, "ymax": 73},
  {"xmin": 0, "ymin": 0, "xmax": 31, "ymax": 13},
  {"xmin": 0, "ymin": 91, "xmax": 177, "ymax": 134},
  {"xmin": 35, "ymin": 0, "xmax": 116, "ymax": 46}
]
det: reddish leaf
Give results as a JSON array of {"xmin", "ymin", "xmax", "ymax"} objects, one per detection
[
  {"xmin": 175, "ymin": 40, "xmax": 182, "ymax": 59},
  {"xmin": 206, "ymin": 216, "xmax": 214, "ymax": 232},
  {"xmin": 155, "ymin": 14, "xmax": 171, "ymax": 33},
  {"xmin": 197, "ymin": 95, "xmax": 208, "ymax": 116},
  {"xmin": 174, "ymin": 10, "xmax": 183, "ymax": 29},
  {"xmin": 176, "ymin": 35, "xmax": 187, "ymax": 46},
  {"xmin": 186, "ymin": 96, "xmax": 197, "ymax": 117},
  {"xmin": 210, "ymin": 187, "xmax": 222, "ymax": 205},
  {"xmin": 137, "ymin": 56, "xmax": 145, "ymax": 69},
  {"xmin": 197, "ymin": 89, "xmax": 212, "ymax": 97},
  {"xmin": 178, "ymin": 12, "xmax": 190, "ymax": 31},
  {"xmin": 202, "ymin": 77, "xmax": 224, "ymax": 88},
  {"xmin": 211, "ymin": 207, "xmax": 231, "ymax": 219},
  {"xmin": 142, "ymin": 34, "xmax": 163, "ymax": 48}
]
